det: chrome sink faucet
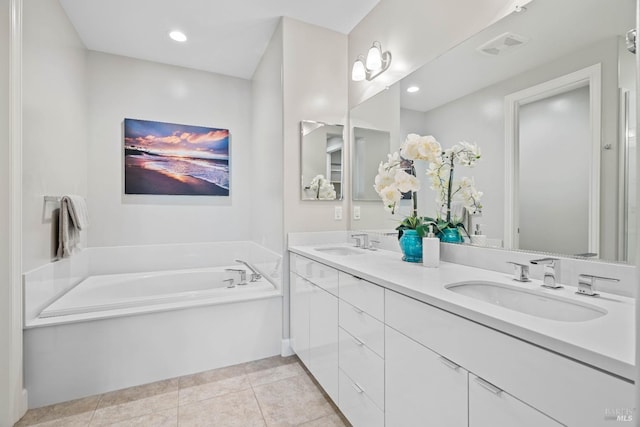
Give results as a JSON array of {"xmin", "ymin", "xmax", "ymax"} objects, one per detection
[
  {"xmin": 350, "ymin": 233, "xmax": 368, "ymax": 248},
  {"xmin": 530, "ymin": 257, "xmax": 562, "ymax": 289},
  {"xmin": 234, "ymin": 259, "xmax": 262, "ymax": 282},
  {"xmin": 576, "ymin": 274, "xmax": 619, "ymax": 297}
]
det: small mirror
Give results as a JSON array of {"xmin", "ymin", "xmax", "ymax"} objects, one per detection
[
  {"xmin": 352, "ymin": 127, "xmax": 391, "ymax": 200},
  {"xmin": 300, "ymin": 121, "xmax": 344, "ymax": 200}
]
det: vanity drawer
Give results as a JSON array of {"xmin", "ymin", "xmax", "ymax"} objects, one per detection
[
  {"xmin": 338, "ymin": 271, "xmax": 384, "ymax": 321},
  {"xmin": 338, "ymin": 327, "xmax": 384, "ymax": 410},
  {"xmin": 339, "ymin": 368, "xmax": 384, "ymax": 427},
  {"xmin": 291, "ymin": 254, "xmax": 338, "ymax": 296},
  {"xmin": 338, "ymin": 299, "xmax": 384, "ymax": 357}
]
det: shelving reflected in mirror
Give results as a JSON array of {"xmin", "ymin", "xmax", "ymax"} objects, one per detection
[{"xmin": 300, "ymin": 121, "xmax": 344, "ymax": 201}]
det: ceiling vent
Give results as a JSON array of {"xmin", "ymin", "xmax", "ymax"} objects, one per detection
[{"xmin": 477, "ymin": 32, "xmax": 529, "ymax": 56}]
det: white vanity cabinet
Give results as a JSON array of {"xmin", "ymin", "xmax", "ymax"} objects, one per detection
[
  {"xmin": 289, "ymin": 255, "xmax": 339, "ymax": 403},
  {"xmin": 385, "ymin": 325, "xmax": 468, "ymax": 427},
  {"xmin": 289, "ymin": 250, "xmax": 634, "ymax": 427},
  {"xmin": 385, "ymin": 288, "xmax": 634, "ymax": 427},
  {"xmin": 337, "ymin": 272, "xmax": 385, "ymax": 427}
]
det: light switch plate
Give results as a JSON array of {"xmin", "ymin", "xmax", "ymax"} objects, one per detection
[
  {"xmin": 334, "ymin": 206, "xmax": 342, "ymax": 220},
  {"xmin": 353, "ymin": 206, "xmax": 361, "ymax": 220}
]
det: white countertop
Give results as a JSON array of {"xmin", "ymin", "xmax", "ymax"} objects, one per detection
[{"xmin": 289, "ymin": 243, "xmax": 636, "ymax": 381}]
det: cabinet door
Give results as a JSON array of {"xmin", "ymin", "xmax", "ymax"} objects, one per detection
[
  {"xmin": 469, "ymin": 374, "xmax": 563, "ymax": 427},
  {"xmin": 386, "ymin": 326, "xmax": 468, "ymax": 427},
  {"xmin": 309, "ymin": 284, "xmax": 339, "ymax": 403},
  {"xmin": 290, "ymin": 273, "xmax": 311, "ymax": 367}
]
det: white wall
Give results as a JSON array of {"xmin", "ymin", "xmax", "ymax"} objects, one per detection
[
  {"xmin": 87, "ymin": 52, "xmax": 253, "ymax": 247},
  {"xmin": 421, "ymin": 38, "xmax": 619, "ymax": 258},
  {"xmin": 282, "ymin": 17, "xmax": 348, "ymax": 235},
  {"xmin": 251, "ymin": 23, "xmax": 284, "ymax": 254},
  {"xmin": 348, "ymin": 0, "xmax": 526, "ymax": 108},
  {"xmin": 22, "ymin": 0, "xmax": 87, "ymax": 272}
]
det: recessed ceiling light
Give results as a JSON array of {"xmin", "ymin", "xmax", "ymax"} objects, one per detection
[
  {"xmin": 169, "ymin": 31, "xmax": 187, "ymax": 42},
  {"xmin": 407, "ymin": 86, "xmax": 420, "ymax": 93}
]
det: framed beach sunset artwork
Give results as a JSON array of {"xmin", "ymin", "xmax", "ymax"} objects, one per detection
[{"xmin": 124, "ymin": 118, "xmax": 230, "ymax": 196}]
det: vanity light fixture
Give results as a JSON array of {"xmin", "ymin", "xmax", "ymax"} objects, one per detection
[
  {"xmin": 351, "ymin": 41, "xmax": 392, "ymax": 82},
  {"xmin": 169, "ymin": 30, "xmax": 187, "ymax": 42},
  {"xmin": 406, "ymin": 86, "xmax": 420, "ymax": 93}
]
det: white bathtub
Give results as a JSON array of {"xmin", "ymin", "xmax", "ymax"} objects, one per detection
[
  {"xmin": 39, "ymin": 266, "xmax": 276, "ymax": 319},
  {"xmin": 24, "ymin": 261, "xmax": 283, "ymax": 408}
]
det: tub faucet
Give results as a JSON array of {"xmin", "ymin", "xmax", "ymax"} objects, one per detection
[
  {"xmin": 530, "ymin": 257, "xmax": 562, "ymax": 289},
  {"xmin": 225, "ymin": 268, "xmax": 247, "ymax": 285},
  {"xmin": 234, "ymin": 259, "xmax": 262, "ymax": 282}
]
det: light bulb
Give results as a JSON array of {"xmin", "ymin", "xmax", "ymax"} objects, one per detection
[
  {"xmin": 366, "ymin": 42, "xmax": 383, "ymax": 71},
  {"xmin": 351, "ymin": 59, "xmax": 366, "ymax": 82},
  {"xmin": 406, "ymin": 86, "xmax": 420, "ymax": 93}
]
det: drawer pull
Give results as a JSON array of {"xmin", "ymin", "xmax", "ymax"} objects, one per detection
[
  {"xmin": 474, "ymin": 377, "xmax": 503, "ymax": 395},
  {"xmin": 352, "ymin": 305, "xmax": 364, "ymax": 314},
  {"xmin": 352, "ymin": 382, "xmax": 365, "ymax": 394},
  {"xmin": 352, "ymin": 335, "xmax": 366, "ymax": 346},
  {"xmin": 439, "ymin": 356, "xmax": 460, "ymax": 370}
]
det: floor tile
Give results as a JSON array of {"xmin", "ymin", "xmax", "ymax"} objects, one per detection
[
  {"xmin": 15, "ymin": 395, "xmax": 101, "ymax": 426},
  {"xmin": 298, "ymin": 413, "xmax": 351, "ymax": 427},
  {"xmin": 247, "ymin": 362, "xmax": 304, "ymax": 387},
  {"xmin": 253, "ymin": 374, "xmax": 334, "ymax": 426},
  {"xmin": 90, "ymin": 391, "xmax": 178, "ymax": 426},
  {"xmin": 242, "ymin": 355, "xmax": 299, "ymax": 375},
  {"xmin": 15, "ymin": 411, "xmax": 94, "ymax": 427},
  {"xmin": 178, "ymin": 364, "xmax": 246, "ymax": 389},
  {"xmin": 102, "ymin": 407, "xmax": 178, "ymax": 427},
  {"xmin": 178, "ymin": 375, "xmax": 251, "ymax": 406},
  {"xmin": 178, "ymin": 389, "xmax": 265, "ymax": 427},
  {"xmin": 98, "ymin": 378, "xmax": 179, "ymax": 409}
]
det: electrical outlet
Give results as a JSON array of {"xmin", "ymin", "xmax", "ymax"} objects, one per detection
[
  {"xmin": 334, "ymin": 206, "xmax": 343, "ymax": 220},
  {"xmin": 353, "ymin": 206, "xmax": 361, "ymax": 220}
]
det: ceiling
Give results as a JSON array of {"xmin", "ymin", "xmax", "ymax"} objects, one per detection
[
  {"xmin": 59, "ymin": 0, "xmax": 381, "ymax": 79},
  {"xmin": 400, "ymin": 0, "xmax": 635, "ymax": 112}
]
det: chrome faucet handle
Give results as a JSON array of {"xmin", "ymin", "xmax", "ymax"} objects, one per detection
[
  {"xmin": 577, "ymin": 274, "xmax": 619, "ymax": 297},
  {"xmin": 223, "ymin": 278, "xmax": 235, "ymax": 288},
  {"xmin": 368, "ymin": 239, "xmax": 380, "ymax": 251},
  {"xmin": 350, "ymin": 233, "xmax": 367, "ymax": 248},
  {"xmin": 234, "ymin": 259, "xmax": 262, "ymax": 282},
  {"xmin": 530, "ymin": 257, "xmax": 562, "ymax": 289},
  {"xmin": 506, "ymin": 262, "xmax": 530, "ymax": 282},
  {"xmin": 225, "ymin": 268, "xmax": 247, "ymax": 285}
]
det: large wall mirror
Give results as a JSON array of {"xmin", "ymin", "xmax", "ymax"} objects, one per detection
[
  {"xmin": 300, "ymin": 121, "xmax": 344, "ymax": 200},
  {"xmin": 350, "ymin": 0, "xmax": 636, "ymax": 263}
]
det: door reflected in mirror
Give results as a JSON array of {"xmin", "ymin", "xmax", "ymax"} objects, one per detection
[
  {"xmin": 353, "ymin": 127, "xmax": 391, "ymax": 201},
  {"xmin": 300, "ymin": 121, "xmax": 343, "ymax": 200}
]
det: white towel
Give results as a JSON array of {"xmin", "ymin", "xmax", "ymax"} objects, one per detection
[{"xmin": 57, "ymin": 195, "xmax": 89, "ymax": 259}]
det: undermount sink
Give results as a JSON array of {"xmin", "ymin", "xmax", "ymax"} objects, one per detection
[
  {"xmin": 445, "ymin": 281, "xmax": 607, "ymax": 322},
  {"xmin": 314, "ymin": 246, "xmax": 365, "ymax": 256}
]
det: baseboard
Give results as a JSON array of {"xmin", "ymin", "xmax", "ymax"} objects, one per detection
[{"xmin": 280, "ymin": 339, "xmax": 295, "ymax": 357}]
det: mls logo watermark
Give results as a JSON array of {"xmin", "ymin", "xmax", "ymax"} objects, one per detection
[{"xmin": 604, "ymin": 408, "xmax": 634, "ymax": 422}]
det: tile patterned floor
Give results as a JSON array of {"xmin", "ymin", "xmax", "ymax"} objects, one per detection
[{"xmin": 15, "ymin": 355, "xmax": 351, "ymax": 427}]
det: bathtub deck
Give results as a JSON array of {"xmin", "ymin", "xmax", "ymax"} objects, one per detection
[{"xmin": 15, "ymin": 355, "xmax": 350, "ymax": 427}]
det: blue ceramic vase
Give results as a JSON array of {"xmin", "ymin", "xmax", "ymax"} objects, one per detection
[
  {"xmin": 440, "ymin": 227, "xmax": 463, "ymax": 243},
  {"xmin": 399, "ymin": 229, "xmax": 423, "ymax": 263}
]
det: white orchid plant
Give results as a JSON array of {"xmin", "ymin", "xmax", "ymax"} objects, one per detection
[
  {"xmin": 307, "ymin": 174, "xmax": 337, "ymax": 200},
  {"xmin": 373, "ymin": 133, "xmax": 483, "ymax": 238}
]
